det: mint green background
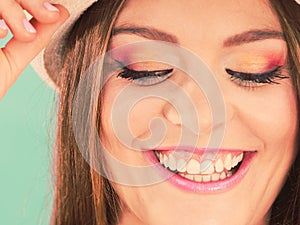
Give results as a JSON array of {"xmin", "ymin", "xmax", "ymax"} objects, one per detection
[{"xmin": 0, "ymin": 38, "xmax": 54, "ymax": 225}]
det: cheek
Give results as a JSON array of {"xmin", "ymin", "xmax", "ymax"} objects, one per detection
[
  {"xmin": 100, "ymin": 79, "xmax": 165, "ymax": 166},
  {"xmin": 254, "ymin": 86, "xmax": 296, "ymax": 148},
  {"xmin": 128, "ymin": 98, "xmax": 165, "ymax": 139},
  {"xmin": 101, "ymin": 79, "xmax": 167, "ymax": 146},
  {"xmin": 229, "ymin": 81, "xmax": 297, "ymax": 153},
  {"xmin": 100, "ymin": 81, "xmax": 130, "ymax": 158}
]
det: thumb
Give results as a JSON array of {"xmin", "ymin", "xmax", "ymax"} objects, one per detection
[{"xmin": 0, "ymin": 4, "xmax": 69, "ymax": 98}]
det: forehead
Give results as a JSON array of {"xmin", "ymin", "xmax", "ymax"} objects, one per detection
[{"xmin": 114, "ymin": 0, "xmax": 282, "ymax": 45}]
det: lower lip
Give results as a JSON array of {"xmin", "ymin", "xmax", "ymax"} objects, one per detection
[{"xmin": 144, "ymin": 150, "xmax": 256, "ymax": 193}]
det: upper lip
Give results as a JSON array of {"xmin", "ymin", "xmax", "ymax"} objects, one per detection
[{"xmin": 152, "ymin": 146, "xmax": 257, "ymax": 153}]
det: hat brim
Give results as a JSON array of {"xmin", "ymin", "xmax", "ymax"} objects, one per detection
[{"xmin": 30, "ymin": 0, "xmax": 98, "ymax": 90}]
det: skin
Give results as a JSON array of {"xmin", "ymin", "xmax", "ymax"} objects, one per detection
[
  {"xmin": 0, "ymin": 1, "xmax": 298, "ymax": 225},
  {"xmin": 0, "ymin": 0, "xmax": 69, "ymax": 99},
  {"xmin": 101, "ymin": 0, "xmax": 298, "ymax": 225}
]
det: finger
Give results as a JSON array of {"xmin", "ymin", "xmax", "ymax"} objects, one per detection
[
  {"xmin": 0, "ymin": 4, "xmax": 69, "ymax": 98},
  {"xmin": 0, "ymin": 0, "xmax": 37, "ymax": 42},
  {"xmin": 18, "ymin": 0, "xmax": 60, "ymax": 24}
]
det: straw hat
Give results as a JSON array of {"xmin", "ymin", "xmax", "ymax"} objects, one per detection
[{"xmin": 30, "ymin": 0, "xmax": 98, "ymax": 90}]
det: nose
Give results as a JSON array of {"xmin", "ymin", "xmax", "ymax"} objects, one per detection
[
  {"xmin": 163, "ymin": 76, "xmax": 226, "ymax": 132},
  {"xmin": 162, "ymin": 103, "xmax": 180, "ymax": 126}
]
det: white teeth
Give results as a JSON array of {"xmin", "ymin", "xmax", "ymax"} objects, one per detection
[
  {"xmin": 212, "ymin": 173, "xmax": 220, "ymax": 181},
  {"xmin": 178, "ymin": 172, "xmax": 228, "ymax": 182},
  {"xmin": 224, "ymin": 153, "xmax": 232, "ymax": 170},
  {"xmin": 238, "ymin": 153, "xmax": 244, "ymax": 162},
  {"xmin": 215, "ymin": 159, "xmax": 224, "ymax": 173},
  {"xmin": 155, "ymin": 151, "xmax": 245, "ymax": 182},
  {"xmin": 230, "ymin": 153, "xmax": 244, "ymax": 169},
  {"xmin": 187, "ymin": 159, "xmax": 200, "ymax": 174},
  {"xmin": 232, "ymin": 156, "xmax": 238, "ymax": 168},
  {"xmin": 159, "ymin": 153, "xmax": 163, "ymax": 163},
  {"xmin": 177, "ymin": 159, "xmax": 187, "ymax": 172},
  {"xmin": 194, "ymin": 174, "xmax": 202, "ymax": 182},
  {"xmin": 163, "ymin": 154, "xmax": 169, "ymax": 168},
  {"xmin": 168, "ymin": 155, "xmax": 177, "ymax": 171},
  {"xmin": 200, "ymin": 160, "xmax": 215, "ymax": 175},
  {"xmin": 220, "ymin": 172, "xmax": 226, "ymax": 180},
  {"xmin": 185, "ymin": 174, "xmax": 194, "ymax": 180},
  {"xmin": 202, "ymin": 175, "xmax": 211, "ymax": 182}
]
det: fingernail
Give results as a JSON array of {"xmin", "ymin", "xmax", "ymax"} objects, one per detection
[
  {"xmin": 0, "ymin": 20, "xmax": 8, "ymax": 30},
  {"xmin": 23, "ymin": 19, "xmax": 36, "ymax": 33},
  {"xmin": 43, "ymin": 2, "xmax": 59, "ymax": 12}
]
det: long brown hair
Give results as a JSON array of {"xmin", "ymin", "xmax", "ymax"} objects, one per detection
[
  {"xmin": 51, "ymin": 0, "xmax": 300, "ymax": 225},
  {"xmin": 268, "ymin": 1, "xmax": 300, "ymax": 224},
  {"xmin": 52, "ymin": 1, "xmax": 126, "ymax": 224}
]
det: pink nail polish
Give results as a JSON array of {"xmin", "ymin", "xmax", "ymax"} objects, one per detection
[
  {"xmin": 0, "ymin": 20, "xmax": 8, "ymax": 30},
  {"xmin": 43, "ymin": 2, "xmax": 59, "ymax": 12},
  {"xmin": 23, "ymin": 19, "xmax": 36, "ymax": 33}
]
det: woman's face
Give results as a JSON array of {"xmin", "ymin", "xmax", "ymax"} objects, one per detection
[{"xmin": 100, "ymin": 0, "xmax": 298, "ymax": 224}]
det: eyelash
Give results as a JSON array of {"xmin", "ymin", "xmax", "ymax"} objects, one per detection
[
  {"xmin": 226, "ymin": 66, "xmax": 289, "ymax": 88},
  {"xmin": 117, "ymin": 66, "xmax": 174, "ymax": 86},
  {"xmin": 117, "ymin": 65, "xmax": 289, "ymax": 87}
]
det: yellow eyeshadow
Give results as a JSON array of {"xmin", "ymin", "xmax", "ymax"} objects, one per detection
[
  {"xmin": 229, "ymin": 55, "xmax": 275, "ymax": 72},
  {"xmin": 128, "ymin": 61, "xmax": 172, "ymax": 71}
]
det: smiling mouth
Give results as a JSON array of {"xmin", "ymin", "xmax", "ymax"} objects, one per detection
[{"xmin": 154, "ymin": 150, "xmax": 245, "ymax": 183}]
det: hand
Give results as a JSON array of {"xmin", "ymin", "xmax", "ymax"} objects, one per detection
[{"xmin": 0, "ymin": 0, "xmax": 69, "ymax": 99}]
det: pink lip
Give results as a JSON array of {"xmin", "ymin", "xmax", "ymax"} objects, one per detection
[
  {"xmin": 153, "ymin": 146, "xmax": 248, "ymax": 154},
  {"xmin": 143, "ymin": 147, "xmax": 257, "ymax": 193}
]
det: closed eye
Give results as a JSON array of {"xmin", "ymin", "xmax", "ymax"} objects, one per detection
[
  {"xmin": 117, "ymin": 66, "xmax": 174, "ymax": 86},
  {"xmin": 226, "ymin": 66, "xmax": 289, "ymax": 88}
]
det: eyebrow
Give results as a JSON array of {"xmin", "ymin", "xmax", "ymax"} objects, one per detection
[
  {"xmin": 223, "ymin": 29, "xmax": 284, "ymax": 47},
  {"xmin": 112, "ymin": 25, "xmax": 284, "ymax": 47},
  {"xmin": 112, "ymin": 25, "xmax": 179, "ymax": 43}
]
